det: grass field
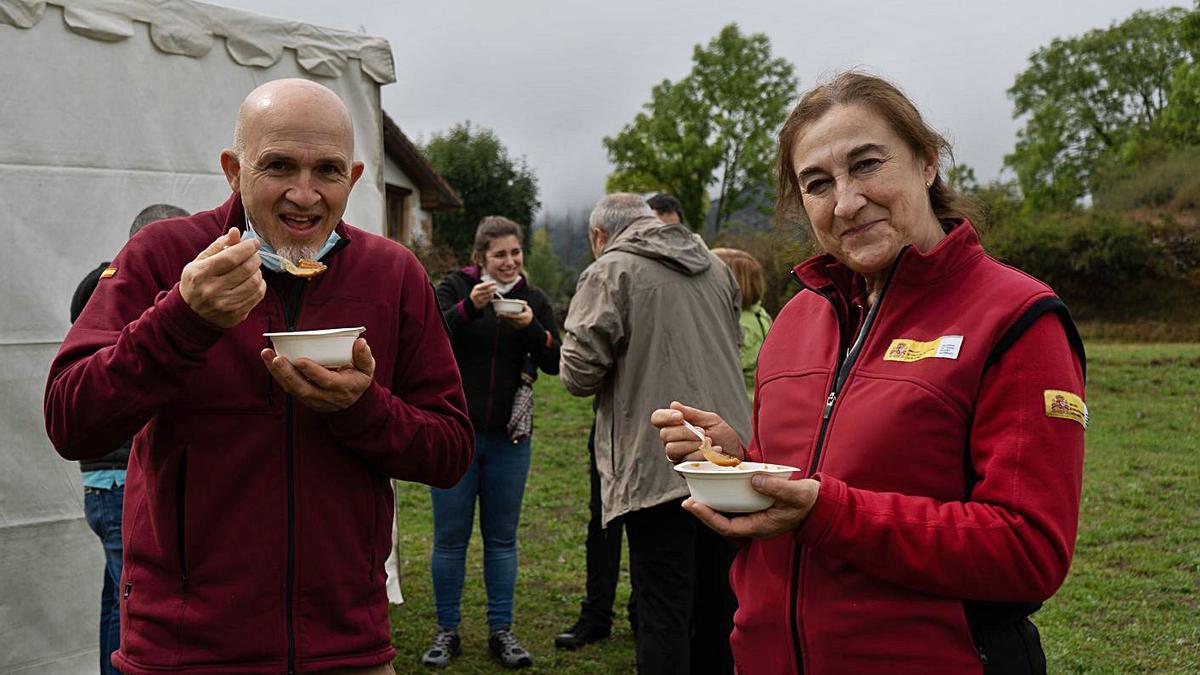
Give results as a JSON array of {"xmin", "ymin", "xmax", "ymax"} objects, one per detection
[{"xmin": 388, "ymin": 342, "xmax": 1200, "ymax": 673}]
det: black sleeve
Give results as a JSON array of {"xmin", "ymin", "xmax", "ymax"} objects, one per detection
[
  {"xmin": 70, "ymin": 262, "xmax": 111, "ymax": 324},
  {"xmin": 435, "ymin": 273, "xmax": 480, "ymax": 334},
  {"xmin": 521, "ymin": 289, "xmax": 561, "ymax": 375}
]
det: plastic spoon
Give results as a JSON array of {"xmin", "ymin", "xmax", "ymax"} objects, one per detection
[
  {"xmin": 682, "ymin": 420, "xmax": 741, "ymax": 466},
  {"xmin": 259, "ymin": 249, "xmax": 326, "ymax": 278}
]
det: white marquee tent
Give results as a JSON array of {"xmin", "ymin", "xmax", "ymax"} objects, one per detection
[{"xmin": 0, "ymin": 1, "xmax": 398, "ymax": 670}]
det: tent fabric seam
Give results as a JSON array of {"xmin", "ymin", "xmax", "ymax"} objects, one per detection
[
  {"xmin": 0, "ymin": 0, "xmax": 396, "ymax": 84},
  {"xmin": 0, "ymin": 162, "xmax": 226, "ymax": 176}
]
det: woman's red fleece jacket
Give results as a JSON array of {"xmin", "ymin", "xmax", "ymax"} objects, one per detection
[{"xmin": 731, "ymin": 222, "xmax": 1086, "ymax": 674}]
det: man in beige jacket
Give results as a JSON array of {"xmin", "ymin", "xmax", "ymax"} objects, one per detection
[{"xmin": 560, "ymin": 193, "xmax": 752, "ymax": 674}]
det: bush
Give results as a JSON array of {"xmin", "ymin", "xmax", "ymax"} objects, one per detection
[
  {"xmin": 411, "ymin": 241, "xmax": 461, "ymax": 285},
  {"xmin": 714, "ymin": 225, "xmax": 821, "ymax": 316},
  {"xmin": 987, "ymin": 211, "xmax": 1158, "ymax": 292},
  {"xmin": 984, "ymin": 210, "xmax": 1200, "ymax": 320},
  {"xmin": 1093, "ymin": 145, "xmax": 1200, "ymax": 211}
]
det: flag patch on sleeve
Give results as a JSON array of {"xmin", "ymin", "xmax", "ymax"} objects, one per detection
[
  {"xmin": 100, "ymin": 266, "xmax": 117, "ymax": 279},
  {"xmin": 1044, "ymin": 389, "xmax": 1088, "ymax": 428}
]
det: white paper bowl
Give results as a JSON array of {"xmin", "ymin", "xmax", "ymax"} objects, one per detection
[
  {"xmin": 491, "ymin": 298, "xmax": 528, "ymax": 314},
  {"xmin": 674, "ymin": 461, "xmax": 799, "ymax": 513},
  {"xmin": 263, "ymin": 327, "xmax": 365, "ymax": 368}
]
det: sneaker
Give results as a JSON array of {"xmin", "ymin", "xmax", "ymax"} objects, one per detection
[
  {"xmin": 553, "ymin": 620, "xmax": 611, "ymax": 650},
  {"xmin": 489, "ymin": 627, "xmax": 533, "ymax": 668},
  {"xmin": 421, "ymin": 628, "xmax": 461, "ymax": 667}
]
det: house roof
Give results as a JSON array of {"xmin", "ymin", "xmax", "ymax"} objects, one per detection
[
  {"xmin": 382, "ymin": 112, "xmax": 463, "ymax": 212},
  {"xmin": 2, "ymin": 0, "xmax": 395, "ymax": 83}
]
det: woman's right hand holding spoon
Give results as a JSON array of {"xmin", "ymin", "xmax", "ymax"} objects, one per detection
[{"xmin": 650, "ymin": 401, "xmax": 744, "ymax": 463}]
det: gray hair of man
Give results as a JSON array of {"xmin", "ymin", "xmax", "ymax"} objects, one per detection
[
  {"xmin": 588, "ymin": 192, "xmax": 655, "ymax": 239},
  {"xmin": 130, "ymin": 203, "xmax": 189, "ymax": 238}
]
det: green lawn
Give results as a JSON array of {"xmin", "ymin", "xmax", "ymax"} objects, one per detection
[
  {"xmin": 389, "ymin": 342, "xmax": 1199, "ymax": 673},
  {"xmin": 1037, "ymin": 343, "xmax": 1200, "ymax": 673}
]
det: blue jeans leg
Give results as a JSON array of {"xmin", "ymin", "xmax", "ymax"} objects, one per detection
[
  {"xmin": 430, "ymin": 449, "xmax": 481, "ymax": 629},
  {"xmin": 84, "ymin": 486, "xmax": 125, "ymax": 675},
  {"xmin": 429, "ymin": 432, "xmax": 532, "ymax": 631},
  {"xmin": 477, "ymin": 433, "xmax": 532, "ymax": 630}
]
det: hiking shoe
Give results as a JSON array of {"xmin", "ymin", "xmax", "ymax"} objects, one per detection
[
  {"xmin": 554, "ymin": 620, "xmax": 611, "ymax": 650},
  {"xmin": 489, "ymin": 628, "xmax": 533, "ymax": 668},
  {"xmin": 421, "ymin": 628, "xmax": 461, "ymax": 667}
]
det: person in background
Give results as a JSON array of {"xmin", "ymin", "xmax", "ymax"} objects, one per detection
[
  {"xmin": 426, "ymin": 216, "xmax": 561, "ymax": 669},
  {"xmin": 652, "ymin": 71, "xmax": 1086, "ymax": 673},
  {"xmin": 555, "ymin": 193, "xmax": 701, "ymax": 654},
  {"xmin": 555, "ymin": 191, "xmax": 701, "ymax": 656},
  {"xmin": 711, "ymin": 248, "xmax": 774, "ymax": 392},
  {"xmin": 560, "ymin": 193, "xmax": 751, "ymax": 674},
  {"xmin": 553, "ymin": 419, "xmax": 638, "ymax": 651},
  {"xmin": 647, "ymin": 192, "xmax": 686, "ymax": 226},
  {"xmin": 45, "ymin": 78, "xmax": 473, "ymax": 675},
  {"xmin": 69, "ymin": 203, "xmax": 189, "ymax": 675}
]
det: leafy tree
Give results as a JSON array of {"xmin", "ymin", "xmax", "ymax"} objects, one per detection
[
  {"xmin": 423, "ymin": 122, "xmax": 540, "ymax": 257},
  {"xmin": 693, "ymin": 25, "xmax": 798, "ymax": 231},
  {"xmin": 946, "ymin": 164, "xmax": 979, "ymax": 193},
  {"xmin": 604, "ymin": 23, "xmax": 797, "ymax": 233},
  {"xmin": 1005, "ymin": 8, "xmax": 1193, "ymax": 211},
  {"xmin": 1159, "ymin": 4, "xmax": 1200, "ymax": 144},
  {"xmin": 604, "ymin": 77, "xmax": 717, "ymax": 232},
  {"xmin": 523, "ymin": 225, "xmax": 569, "ymax": 309}
]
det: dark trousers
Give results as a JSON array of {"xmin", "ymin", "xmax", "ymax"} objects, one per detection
[
  {"xmin": 578, "ymin": 425, "xmax": 636, "ymax": 630},
  {"xmin": 581, "ymin": 425, "xmax": 736, "ymax": 674},
  {"xmin": 691, "ymin": 526, "xmax": 737, "ymax": 674},
  {"xmin": 626, "ymin": 498, "xmax": 696, "ymax": 675},
  {"xmin": 83, "ymin": 485, "xmax": 125, "ymax": 675}
]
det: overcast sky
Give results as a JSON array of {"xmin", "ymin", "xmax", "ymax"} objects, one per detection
[{"xmin": 215, "ymin": 0, "xmax": 1185, "ymax": 217}]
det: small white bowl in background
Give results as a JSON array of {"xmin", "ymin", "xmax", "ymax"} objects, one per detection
[
  {"xmin": 674, "ymin": 461, "xmax": 800, "ymax": 513},
  {"xmin": 263, "ymin": 327, "xmax": 366, "ymax": 368},
  {"xmin": 491, "ymin": 298, "xmax": 528, "ymax": 314}
]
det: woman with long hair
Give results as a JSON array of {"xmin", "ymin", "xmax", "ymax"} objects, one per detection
[{"xmin": 423, "ymin": 216, "xmax": 561, "ymax": 669}]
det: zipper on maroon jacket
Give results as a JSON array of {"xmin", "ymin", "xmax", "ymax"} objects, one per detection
[
  {"xmin": 265, "ymin": 316, "xmax": 275, "ymax": 406},
  {"xmin": 176, "ymin": 446, "xmax": 189, "ymax": 591},
  {"xmin": 283, "ymin": 278, "xmax": 306, "ymax": 675},
  {"xmin": 807, "ymin": 266, "xmax": 894, "ymax": 474},
  {"xmin": 784, "ymin": 256, "xmax": 901, "ymax": 673}
]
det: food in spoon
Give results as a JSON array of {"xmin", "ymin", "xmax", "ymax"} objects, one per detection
[
  {"xmin": 282, "ymin": 257, "xmax": 327, "ymax": 278},
  {"xmin": 699, "ymin": 435, "xmax": 741, "ymax": 467}
]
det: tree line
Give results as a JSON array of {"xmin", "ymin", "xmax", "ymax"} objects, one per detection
[{"xmin": 416, "ymin": 4, "xmax": 1200, "ymax": 335}]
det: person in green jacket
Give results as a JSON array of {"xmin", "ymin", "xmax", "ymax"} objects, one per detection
[{"xmin": 713, "ymin": 248, "xmax": 773, "ymax": 393}]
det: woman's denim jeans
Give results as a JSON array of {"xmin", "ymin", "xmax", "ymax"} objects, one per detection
[{"xmin": 430, "ymin": 431, "xmax": 532, "ymax": 630}]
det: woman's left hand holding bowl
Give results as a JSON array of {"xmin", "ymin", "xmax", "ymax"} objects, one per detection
[{"xmin": 684, "ymin": 474, "xmax": 821, "ymax": 540}]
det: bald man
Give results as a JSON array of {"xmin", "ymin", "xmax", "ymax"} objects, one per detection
[{"xmin": 45, "ymin": 79, "xmax": 474, "ymax": 674}]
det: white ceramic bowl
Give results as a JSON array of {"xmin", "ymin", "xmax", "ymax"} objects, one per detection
[
  {"xmin": 263, "ymin": 327, "xmax": 365, "ymax": 368},
  {"xmin": 674, "ymin": 461, "xmax": 800, "ymax": 513},
  {"xmin": 491, "ymin": 298, "xmax": 528, "ymax": 314}
]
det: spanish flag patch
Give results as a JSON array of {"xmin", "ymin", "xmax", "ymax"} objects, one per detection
[
  {"xmin": 883, "ymin": 335, "xmax": 963, "ymax": 362},
  {"xmin": 100, "ymin": 266, "xmax": 117, "ymax": 279},
  {"xmin": 1044, "ymin": 389, "xmax": 1088, "ymax": 429}
]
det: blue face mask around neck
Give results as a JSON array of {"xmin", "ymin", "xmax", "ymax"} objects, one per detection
[{"xmin": 242, "ymin": 212, "xmax": 341, "ymax": 273}]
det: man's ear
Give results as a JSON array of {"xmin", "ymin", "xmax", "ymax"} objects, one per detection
[
  {"xmin": 589, "ymin": 228, "xmax": 609, "ymax": 258},
  {"xmin": 219, "ymin": 150, "xmax": 242, "ymax": 194},
  {"xmin": 349, "ymin": 161, "xmax": 365, "ymax": 189}
]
